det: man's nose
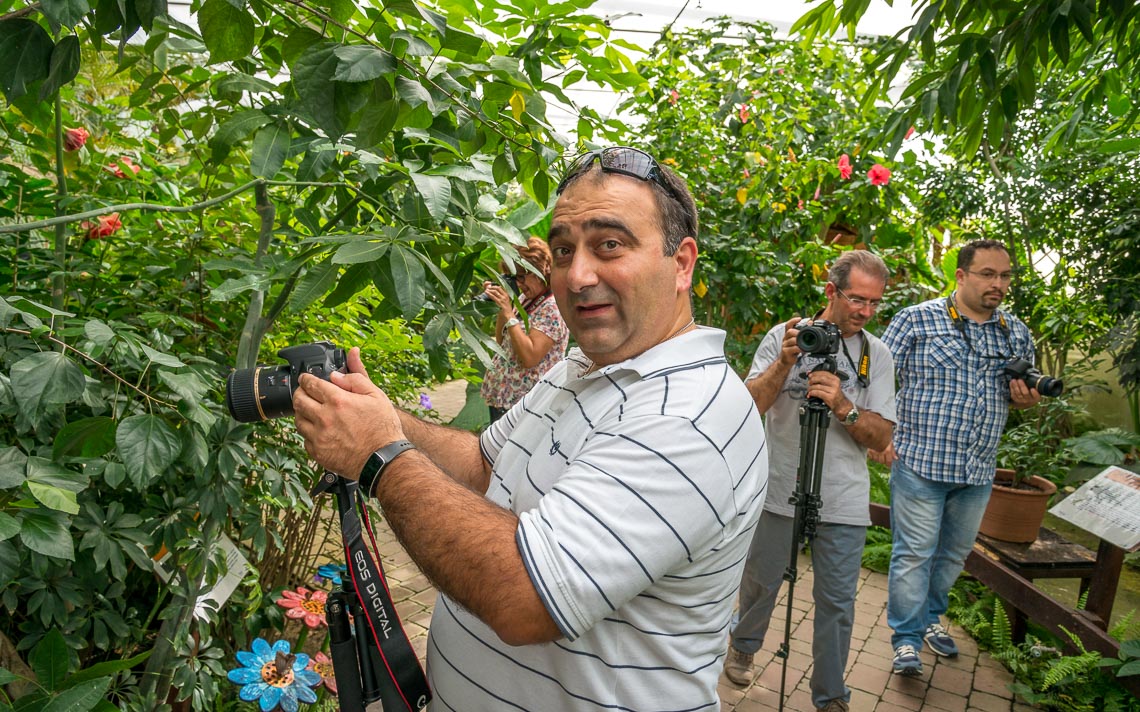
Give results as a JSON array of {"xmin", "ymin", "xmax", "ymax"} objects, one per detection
[{"xmin": 564, "ymin": 251, "xmax": 599, "ymax": 292}]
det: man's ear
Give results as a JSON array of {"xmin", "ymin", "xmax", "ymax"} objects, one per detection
[{"xmin": 674, "ymin": 236, "xmax": 698, "ymax": 292}]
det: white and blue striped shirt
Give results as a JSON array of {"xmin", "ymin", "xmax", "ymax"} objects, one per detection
[
  {"xmin": 882, "ymin": 295, "xmax": 1034, "ymax": 485},
  {"xmin": 426, "ymin": 327, "xmax": 768, "ymax": 711}
]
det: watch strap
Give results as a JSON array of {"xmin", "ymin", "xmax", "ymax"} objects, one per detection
[
  {"xmin": 358, "ymin": 439, "xmax": 416, "ymax": 498},
  {"xmin": 842, "ymin": 404, "xmax": 860, "ymax": 425}
]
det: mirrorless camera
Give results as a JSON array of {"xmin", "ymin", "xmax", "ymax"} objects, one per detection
[
  {"xmin": 225, "ymin": 342, "xmax": 347, "ymax": 422},
  {"xmin": 796, "ymin": 318, "xmax": 842, "ymax": 355},
  {"xmin": 1004, "ymin": 358, "xmax": 1063, "ymax": 398},
  {"xmin": 472, "ymin": 273, "xmax": 519, "ymax": 302}
]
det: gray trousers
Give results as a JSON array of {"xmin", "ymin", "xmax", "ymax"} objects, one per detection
[{"xmin": 731, "ymin": 511, "xmax": 866, "ymax": 708}]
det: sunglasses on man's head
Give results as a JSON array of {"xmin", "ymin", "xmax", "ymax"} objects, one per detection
[{"xmin": 556, "ymin": 146, "xmax": 684, "ymax": 205}]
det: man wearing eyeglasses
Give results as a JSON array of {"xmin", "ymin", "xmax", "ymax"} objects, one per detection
[
  {"xmin": 723, "ymin": 251, "xmax": 895, "ymax": 712},
  {"xmin": 875, "ymin": 239, "xmax": 1039, "ymax": 677},
  {"xmin": 292, "ymin": 146, "xmax": 768, "ymax": 710}
]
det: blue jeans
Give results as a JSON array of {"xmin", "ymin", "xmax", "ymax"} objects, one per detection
[
  {"xmin": 732, "ymin": 512, "xmax": 865, "ymax": 708},
  {"xmin": 887, "ymin": 460, "xmax": 992, "ymax": 650}
]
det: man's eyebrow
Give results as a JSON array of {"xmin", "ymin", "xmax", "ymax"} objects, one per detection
[{"xmin": 581, "ymin": 217, "xmax": 641, "ymax": 245}]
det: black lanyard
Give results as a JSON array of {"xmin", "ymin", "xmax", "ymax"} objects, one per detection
[
  {"xmin": 944, "ymin": 295, "xmax": 1012, "ymax": 358},
  {"xmin": 811, "ymin": 309, "xmax": 870, "ymax": 388}
]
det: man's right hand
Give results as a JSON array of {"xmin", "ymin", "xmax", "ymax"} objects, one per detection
[
  {"xmin": 868, "ymin": 443, "xmax": 897, "ymax": 465},
  {"xmin": 778, "ymin": 316, "xmax": 805, "ymax": 366}
]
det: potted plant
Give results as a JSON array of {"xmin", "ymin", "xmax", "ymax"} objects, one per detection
[{"xmin": 980, "ymin": 420, "xmax": 1066, "ymax": 543}]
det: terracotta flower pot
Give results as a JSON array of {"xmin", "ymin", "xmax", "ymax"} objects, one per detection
[{"xmin": 979, "ymin": 470, "xmax": 1058, "ymax": 543}]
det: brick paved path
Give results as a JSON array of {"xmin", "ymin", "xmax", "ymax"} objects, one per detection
[{"xmin": 371, "ymin": 380, "xmax": 1035, "ymax": 711}]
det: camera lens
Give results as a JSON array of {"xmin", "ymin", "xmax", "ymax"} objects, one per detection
[
  {"xmin": 797, "ymin": 328, "xmax": 823, "ymax": 353},
  {"xmin": 1030, "ymin": 374, "xmax": 1064, "ymax": 398},
  {"xmin": 225, "ymin": 365, "xmax": 296, "ymax": 422}
]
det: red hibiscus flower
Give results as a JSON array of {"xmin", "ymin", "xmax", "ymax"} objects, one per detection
[
  {"xmin": 905, "ymin": 126, "xmax": 916, "ymax": 140},
  {"xmin": 739, "ymin": 104, "xmax": 750, "ymax": 123},
  {"xmin": 105, "ymin": 156, "xmax": 141, "ymax": 178},
  {"xmin": 81, "ymin": 213, "xmax": 122, "ymax": 240},
  {"xmin": 868, "ymin": 163, "xmax": 891, "ymax": 186},
  {"xmin": 837, "ymin": 154, "xmax": 852, "ymax": 180},
  {"xmin": 63, "ymin": 127, "xmax": 89, "ymax": 152},
  {"xmin": 668, "ymin": 89, "xmax": 679, "ymax": 105}
]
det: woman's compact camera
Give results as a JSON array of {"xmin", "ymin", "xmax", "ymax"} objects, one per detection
[{"xmin": 225, "ymin": 342, "xmax": 347, "ymax": 422}]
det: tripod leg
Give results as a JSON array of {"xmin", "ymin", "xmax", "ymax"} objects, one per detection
[{"xmin": 327, "ymin": 591, "xmax": 365, "ymax": 712}]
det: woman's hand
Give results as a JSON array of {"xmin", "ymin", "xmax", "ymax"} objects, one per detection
[{"xmin": 482, "ymin": 281, "xmax": 516, "ymax": 316}]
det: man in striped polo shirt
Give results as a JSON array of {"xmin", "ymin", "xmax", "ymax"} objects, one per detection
[{"xmin": 294, "ymin": 147, "xmax": 769, "ymax": 710}]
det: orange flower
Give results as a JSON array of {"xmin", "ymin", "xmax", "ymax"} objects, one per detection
[{"xmin": 81, "ymin": 213, "xmax": 122, "ymax": 240}]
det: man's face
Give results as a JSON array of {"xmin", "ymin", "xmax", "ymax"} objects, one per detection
[
  {"xmin": 823, "ymin": 268, "xmax": 886, "ymax": 337},
  {"xmin": 547, "ymin": 174, "xmax": 696, "ymax": 367},
  {"xmin": 956, "ymin": 248, "xmax": 1012, "ymax": 314}
]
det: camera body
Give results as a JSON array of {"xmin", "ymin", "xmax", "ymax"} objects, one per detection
[
  {"xmin": 796, "ymin": 318, "xmax": 842, "ymax": 355},
  {"xmin": 1004, "ymin": 358, "xmax": 1063, "ymax": 398},
  {"xmin": 473, "ymin": 273, "xmax": 520, "ymax": 302},
  {"xmin": 225, "ymin": 341, "xmax": 347, "ymax": 422}
]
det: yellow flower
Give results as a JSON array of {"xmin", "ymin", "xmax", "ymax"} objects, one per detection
[
  {"xmin": 509, "ymin": 90, "xmax": 526, "ymax": 121},
  {"xmin": 811, "ymin": 264, "xmax": 823, "ymax": 280},
  {"xmin": 772, "ymin": 202, "xmax": 787, "ymax": 213},
  {"xmin": 736, "ymin": 187, "xmax": 748, "ymax": 205},
  {"xmin": 663, "ymin": 157, "xmax": 678, "ymax": 166},
  {"xmin": 693, "ymin": 279, "xmax": 708, "ymax": 298}
]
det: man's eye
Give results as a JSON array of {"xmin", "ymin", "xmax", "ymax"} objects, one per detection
[{"xmin": 600, "ymin": 240, "xmax": 621, "ymax": 250}]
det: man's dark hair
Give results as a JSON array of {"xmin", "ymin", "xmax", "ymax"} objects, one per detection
[
  {"xmin": 829, "ymin": 250, "xmax": 889, "ymax": 290},
  {"xmin": 957, "ymin": 239, "xmax": 1009, "ymax": 271},
  {"xmin": 559, "ymin": 159, "xmax": 699, "ymax": 256}
]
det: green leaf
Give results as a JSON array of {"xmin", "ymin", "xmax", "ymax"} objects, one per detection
[
  {"xmin": 115, "ymin": 414, "xmax": 181, "ymax": 489},
  {"xmin": 20, "ymin": 509, "xmax": 73, "ymax": 560},
  {"xmin": 1118, "ymin": 659, "xmax": 1140, "ymax": 676},
  {"xmin": 1107, "ymin": 94, "xmax": 1132, "ymax": 118},
  {"xmin": 157, "ymin": 371, "xmax": 208, "ymax": 403},
  {"xmin": 289, "ymin": 261, "xmax": 340, "ymax": 312},
  {"xmin": 292, "ymin": 43, "xmax": 345, "ymax": 138},
  {"xmin": 332, "ymin": 45, "xmax": 394, "ymax": 82},
  {"xmin": 409, "ymin": 172, "xmax": 451, "ymax": 222},
  {"xmin": 30, "ymin": 630, "xmax": 69, "ymax": 693},
  {"xmin": 26, "ymin": 457, "xmax": 88, "ymax": 493},
  {"xmin": 42, "ymin": 678, "xmax": 112, "ymax": 712},
  {"xmin": 53, "ymin": 417, "xmax": 118, "ymax": 459},
  {"xmin": 26, "ymin": 482, "xmax": 79, "ymax": 515},
  {"xmin": 66, "ymin": 649, "xmax": 151, "ymax": 685},
  {"xmin": 38, "ymin": 35, "xmax": 81, "ymax": 101},
  {"xmin": 333, "ymin": 240, "xmax": 388, "ymax": 264},
  {"xmin": 83, "ymin": 320, "xmax": 116, "ymax": 346},
  {"xmin": 250, "ymin": 122, "xmax": 290, "ymax": 178},
  {"xmin": 41, "ymin": 0, "xmax": 91, "ymax": 28},
  {"xmin": 377, "ymin": 246, "xmax": 426, "ymax": 321},
  {"xmin": 141, "ymin": 345, "xmax": 185, "ymax": 368},
  {"xmin": 442, "ymin": 27, "xmax": 483, "ymax": 56},
  {"xmin": 10, "ymin": 351, "xmax": 86, "ymax": 420},
  {"xmin": 0, "ymin": 512, "xmax": 19, "ymax": 541},
  {"xmin": 0, "ymin": 447, "xmax": 27, "ymax": 489},
  {"xmin": 356, "ymin": 80, "xmax": 399, "ymax": 148},
  {"xmin": 0, "ymin": 19, "xmax": 54, "ymax": 103},
  {"xmin": 198, "ymin": 0, "xmax": 254, "ymax": 64}
]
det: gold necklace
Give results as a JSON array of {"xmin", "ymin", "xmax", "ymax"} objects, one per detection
[{"xmin": 584, "ymin": 318, "xmax": 697, "ymax": 375}]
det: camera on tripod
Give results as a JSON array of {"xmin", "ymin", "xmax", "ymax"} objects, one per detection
[
  {"xmin": 225, "ymin": 341, "xmax": 346, "ymax": 422},
  {"xmin": 796, "ymin": 318, "xmax": 842, "ymax": 355},
  {"xmin": 473, "ymin": 273, "xmax": 520, "ymax": 302},
  {"xmin": 1005, "ymin": 358, "xmax": 1063, "ymax": 397}
]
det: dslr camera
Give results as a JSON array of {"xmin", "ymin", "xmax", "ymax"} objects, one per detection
[
  {"xmin": 795, "ymin": 318, "xmax": 842, "ymax": 355},
  {"xmin": 1004, "ymin": 358, "xmax": 1063, "ymax": 398},
  {"xmin": 226, "ymin": 342, "xmax": 347, "ymax": 422},
  {"xmin": 473, "ymin": 273, "xmax": 519, "ymax": 302}
]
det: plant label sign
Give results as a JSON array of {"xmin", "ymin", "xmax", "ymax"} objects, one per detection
[{"xmin": 1049, "ymin": 466, "xmax": 1140, "ymax": 552}]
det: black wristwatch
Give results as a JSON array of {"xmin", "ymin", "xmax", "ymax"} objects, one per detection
[{"xmin": 358, "ymin": 439, "xmax": 416, "ymax": 498}]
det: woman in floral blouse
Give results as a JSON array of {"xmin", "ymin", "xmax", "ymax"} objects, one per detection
[{"xmin": 480, "ymin": 237, "xmax": 569, "ymax": 423}]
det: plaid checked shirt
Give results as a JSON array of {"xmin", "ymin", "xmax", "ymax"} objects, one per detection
[{"xmin": 882, "ymin": 295, "xmax": 1034, "ymax": 485}]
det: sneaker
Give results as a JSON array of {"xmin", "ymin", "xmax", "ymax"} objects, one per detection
[
  {"xmin": 723, "ymin": 645, "xmax": 755, "ymax": 686},
  {"xmin": 816, "ymin": 700, "xmax": 849, "ymax": 712},
  {"xmin": 892, "ymin": 644, "xmax": 923, "ymax": 676},
  {"xmin": 924, "ymin": 623, "xmax": 959, "ymax": 658}
]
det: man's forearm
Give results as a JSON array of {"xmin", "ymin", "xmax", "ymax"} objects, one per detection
[
  {"xmin": 397, "ymin": 410, "xmax": 491, "ymax": 493},
  {"xmin": 746, "ymin": 360, "xmax": 794, "ymax": 414},
  {"xmin": 375, "ymin": 452, "xmax": 560, "ymax": 646}
]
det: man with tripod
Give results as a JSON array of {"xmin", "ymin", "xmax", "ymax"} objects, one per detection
[
  {"xmin": 293, "ymin": 147, "xmax": 768, "ymax": 710},
  {"xmin": 724, "ymin": 251, "xmax": 896, "ymax": 712}
]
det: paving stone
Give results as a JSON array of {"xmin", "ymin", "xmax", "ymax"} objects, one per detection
[
  {"xmin": 930, "ymin": 663, "xmax": 974, "ymax": 693},
  {"xmin": 879, "ymin": 688, "xmax": 925, "ymax": 710},
  {"xmin": 848, "ymin": 688, "xmax": 878, "ymax": 711},
  {"xmin": 847, "ymin": 661, "xmax": 891, "ymax": 696},
  {"xmin": 971, "ymin": 664, "xmax": 1015, "ymax": 698},
  {"xmin": 923, "ymin": 686, "xmax": 970, "ymax": 712},
  {"xmin": 969, "ymin": 690, "xmax": 1014, "ymax": 712}
]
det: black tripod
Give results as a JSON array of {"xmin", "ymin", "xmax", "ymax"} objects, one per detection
[
  {"xmin": 312, "ymin": 472, "xmax": 430, "ymax": 712},
  {"xmin": 775, "ymin": 356, "xmax": 836, "ymax": 712}
]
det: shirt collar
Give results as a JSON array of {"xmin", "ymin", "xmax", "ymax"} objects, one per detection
[{"xmin": 569, "ymin": 326, "xmax": 726, "ymax": 380}]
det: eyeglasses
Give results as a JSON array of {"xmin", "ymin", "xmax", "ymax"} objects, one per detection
[
  {"xmin": 556, "ymin": 146, "xmax": 684, "ymax": 205},
  {"xmin": 833, "ymin": 284, "xmax": 882, "ymax": 310},
  {"xmin": 966, "ymin": 270, "xmax": 1013, "ymax": 283}
]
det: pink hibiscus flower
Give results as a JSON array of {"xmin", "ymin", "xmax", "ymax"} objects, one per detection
[
  {"xmin": 868, "ymin": 163, "xmax": 891, "ymax": 186},
  {"xmin": 837, "ymin": 154, "xmax": 852, "ymax": 180}
]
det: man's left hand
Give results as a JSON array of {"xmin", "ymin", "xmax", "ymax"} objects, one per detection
[
  {"xmin": 806, "ymin": 370, "xmax": 848, "ymax": 413},
  {"xmin": 293, "ymin": 347, "xmax": 405, "ymax": 479},
  {"xmin": 1009, "ymin": 378, "xmax": 1042, "ymax": 410}
]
